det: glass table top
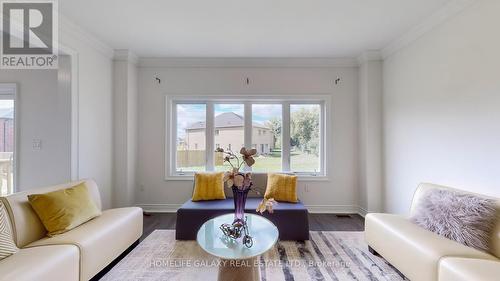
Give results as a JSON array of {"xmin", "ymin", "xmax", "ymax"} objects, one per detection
[{"xmin": 197, "ymin": 213, "xmax": 279, "ymax": 260}]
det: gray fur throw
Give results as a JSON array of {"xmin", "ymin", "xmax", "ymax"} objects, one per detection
[{"xmin": 411, "ymin": 188, "xmax": 497, "ymax": 253}]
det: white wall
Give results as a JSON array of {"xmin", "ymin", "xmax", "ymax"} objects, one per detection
[
  {"xmin": 59, "ymin": 21, "xmax": 114, "ymax": 209},
  {"xmin": 136, "ymin": 61, "xmax": 360, "ymax": 212},
  {"xmin": 383, "ymin": 0, "xmax": 500, "ymax": 214},
  {"xmin": 0, "ymin": 20, "xmax": 114, "ymax": 208},
  {"xmin": 126, "ymin": 59, "xmax": 139, "ymax": 207},
  {"xmin": 0, "ymin": 64, "xmax": 71, "ymax": 190},
  {"xmin": 358, "ymin": 56, "xmax": 383, "ymax": 214},
  {"xmin": 113, "ymin": 51, "xmax": 138, "ymax": 207}
]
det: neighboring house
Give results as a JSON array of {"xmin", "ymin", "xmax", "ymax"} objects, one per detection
[
  {"xmin": 185, "ymin": 112, "xmax": 274, "ymax": 154},
  {"xmin": 0, "ymin": 108, "xmax": 14, "ymax": 153}
]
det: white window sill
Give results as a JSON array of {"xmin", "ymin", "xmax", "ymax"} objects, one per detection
[{"xmin": 165, "ymin": 173, "xmax": 330, "ymax": 182}]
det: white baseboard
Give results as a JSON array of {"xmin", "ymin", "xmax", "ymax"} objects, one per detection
[
  {"xmin": 306, "ymin": 205, "xmax": 367, "ymax": 217},
  {"xmin": 137, "ymin": 204, "xmax": 181, "ymax": 213},
  {"xmin": 357, "ymin": 206, "xmax": 368, "ymax": 218},
  {"xmin": 137, "ymin": 203, "xmax": 366, "ymax": 217}
]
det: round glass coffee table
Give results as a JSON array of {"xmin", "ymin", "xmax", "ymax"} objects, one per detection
[{"xmin": 197, "ymin": 213, "xmax": 279, "ymax": 281}]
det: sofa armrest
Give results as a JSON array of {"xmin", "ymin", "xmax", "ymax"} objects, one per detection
[
  {"xmin": 439, "ymin": 257, "xmax": 500, "ymax": 281},
  {"xmin": 365, "ymin": 213, "xmax": 496, "ymax": 281}
]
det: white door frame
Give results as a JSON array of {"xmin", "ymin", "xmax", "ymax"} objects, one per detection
[
  {"xmin": 59, "ymin": 44, "xmax": 79, "ymax": 181},
  {"xmin": 0, "ymin": 83, "xmax": 19, "ymax": 193},
  {"xmin": 0, "ymin": 46, "xmax": 80, "ymax": 193}
]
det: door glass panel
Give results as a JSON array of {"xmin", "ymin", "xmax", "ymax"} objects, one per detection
[{"xmin": 0, "ymin": 99, "xmax": 14, "ymax": 195}]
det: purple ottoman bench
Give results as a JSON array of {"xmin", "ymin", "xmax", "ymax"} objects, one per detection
[{"xmin": 175, "ymin": 198, "xmax": 309, "ymax": 241}]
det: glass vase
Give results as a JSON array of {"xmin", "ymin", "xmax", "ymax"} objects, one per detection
[{"xmin": 232, "ymin": 185, "xmax": 249, "ymax": 224}]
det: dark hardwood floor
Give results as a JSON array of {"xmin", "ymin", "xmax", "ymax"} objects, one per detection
[{"xmin": 141, "ymin": 212, "xmax": 365, "ymax": 241}]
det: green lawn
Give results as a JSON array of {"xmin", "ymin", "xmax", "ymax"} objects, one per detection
[{"xmin": 179, "ymin": 150, "xmax": 319, "ymax": 173}]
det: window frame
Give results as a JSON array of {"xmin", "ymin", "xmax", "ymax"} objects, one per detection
[{"xmin": 165, "ymin": 95, "xmax": 330, "ymax": 181}]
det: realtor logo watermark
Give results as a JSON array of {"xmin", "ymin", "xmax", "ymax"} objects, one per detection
[{"xmin": 1, "ymin": 0, "xmax": 58, "ymax": 69}]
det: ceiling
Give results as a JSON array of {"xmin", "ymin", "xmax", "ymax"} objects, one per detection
[{"xmin": 59, "ymin": 0, "xmax": 451, "ymax": 57}]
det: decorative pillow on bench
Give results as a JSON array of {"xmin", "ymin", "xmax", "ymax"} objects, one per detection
[
  {"xmin": 192, "ymin": 172, "xmax": 226, "ymax": 201},
  {"xmin": 410, "ymin": 188, "xmax": 497, "ymax": 253},
  {"xmin": 28, "ymin": 182, "xmax": 101, "ymax": 236},
  {"xmin": 264, "ymin": 173, "xmax": 298, "ymax": 203}
]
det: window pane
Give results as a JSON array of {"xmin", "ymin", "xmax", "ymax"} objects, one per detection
[
  {"xmin": 214, "ymin": 104, "xmax": 244, "ymax": 171},
  {"xmin": 176, "ymin": 104, "xmax": 206, "ymax": 172},
  {"xmin": 290, "ymin": 104, "xmax": 320, "ymax": 173},
  {"xmin": 252, "ymin": 104, "xmax": 282, "ymax": 172}
]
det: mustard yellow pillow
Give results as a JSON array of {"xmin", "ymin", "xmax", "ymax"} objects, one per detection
[
  {"xmin": 264, "ymin": 173, "xmax": 298, "ymax": 203},
  {"xmin": 28, "ymin": 182, "xmax": 101, "ymax": 236},
  {"xmin": 192, "ymin": 172, "xmax": 225, "ymax": 201}
]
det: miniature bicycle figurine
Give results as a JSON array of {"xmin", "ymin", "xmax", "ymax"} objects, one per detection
[{"xmin": 220, "ymin": 216, "xmax": 254, "ymax": 248}]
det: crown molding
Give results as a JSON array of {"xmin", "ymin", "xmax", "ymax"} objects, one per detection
[
  {"xmin": 357, "ymin": 50, "xmax": 382, "ymax": 65},
  {"xmin": 59, "ymin": 15, "xmax": 114, "ymax": 59},
  {"xmin": 138, "ymin": 57, "xmax": 359, "ymax": 68},
  {"xmin": 382, "ymin": 0, "xmax": 476, "ymax": 59},
  {"xmin": 114, "ymin": 49, "xmax": 139, "ymax": 65}
]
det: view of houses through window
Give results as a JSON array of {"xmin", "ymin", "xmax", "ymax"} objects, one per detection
[
  {"xmin": 176, "ymin": 104, "xmax": 206, "ymax": 172},
  {"xmin": 251, "ymin": 104, "xmax": 282, "ymax": 172},
  {"xmin": 174, "ymin": 100, "xmax": 322, "ymax": 175},
  {"xmin": 213, "ymin": 104, "xmax": 245, "ymax": 171}
]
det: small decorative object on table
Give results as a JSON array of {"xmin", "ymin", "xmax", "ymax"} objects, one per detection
[{"xmin": 219, "ymin": 147, "xmax": 275, "ymax": 248}]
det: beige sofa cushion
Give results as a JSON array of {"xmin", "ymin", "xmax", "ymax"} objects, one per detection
[
  {"xmin": 0, "ymin": 245, "xmax": 79, "ymax": 281},
  {"xmin": 0, "ymin": 179, "xmax": 101, "ymax": 248},
  {"xmin": 439, "ymin": 257, "xmax": 500, "ymax": 281},
  {"xmin": 411, "ymin": 183, "xmax": 500, "ymax": 258},
  {"xmin": 26, "ymin": 207, "xmax": 142, "ymax": 280},
  {"xmin": 365, "ymin": 213, "xmax": 497, "ymax": 281}
]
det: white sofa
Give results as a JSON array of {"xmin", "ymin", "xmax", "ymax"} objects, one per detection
[
  {"xmin": 365, "ymin": 183, "xmax": 500, "ymax": 281},
  {"xmin": 0, "ymin": 179, "xmax": 143, "ymax": 281}
]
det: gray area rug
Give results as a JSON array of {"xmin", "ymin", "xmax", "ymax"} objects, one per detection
[{"xmin": 102, "ymin": 230, "xmax": 406, "ymax": 281}]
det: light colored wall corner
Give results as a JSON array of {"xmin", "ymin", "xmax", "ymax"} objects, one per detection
[
  {"xmin": 381, "ymin": 0, "xmax": 476, "ymax": 59},
  {"xmin": 113, "ymin": 49, "xmax": 139, "ymax": 208},
  {"xmin": 356, "ymin": 50, "xmax": 382, "ymax": 66},
  {"xmin": 59, "ymin": 17, "xmax": 114, "ymax": 209},
  {"xmin": 357, "ymin": 51, "xmax": 384, "ymax": 214},
  {"xmin": 114, "ymin": 49, "xmax": 139, "ymax": 65},
  {"xmin": 59, "ymin": 15, "xmax": 114, "ymax": 59},
  {"xmin": 383, "ymin": 0, "xmax": 500, "ymax": 214}
]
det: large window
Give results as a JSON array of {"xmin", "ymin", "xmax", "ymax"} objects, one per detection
[{"xmin": 167, "ymin": 96, "xmax": 327, "ymax": 178}]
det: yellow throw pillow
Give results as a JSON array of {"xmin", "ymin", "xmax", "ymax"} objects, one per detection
[
  {"xmin": 28, "ymin": 182, "xmax": 101, "ymax": 236},
  {"xmin": 264, "ymin": 173, "xmax": 298, "ymax": 203},
  {"xmin": 192, "ymin": 172, "xmax": 225, "ymax": 201}
]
